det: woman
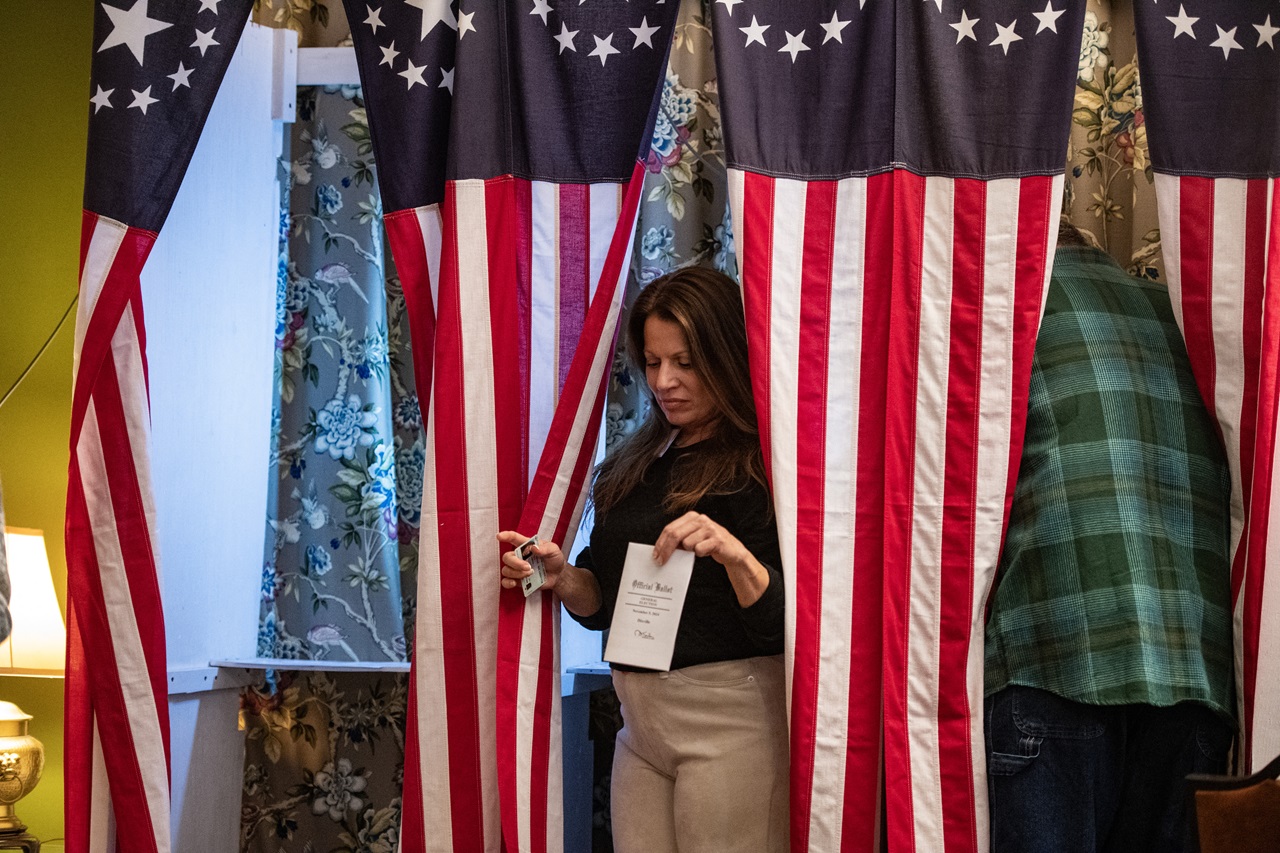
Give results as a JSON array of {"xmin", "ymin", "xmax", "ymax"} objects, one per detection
[{"xmin": 499, "ymin": 267, "xmax": 788, "ymax": 853}]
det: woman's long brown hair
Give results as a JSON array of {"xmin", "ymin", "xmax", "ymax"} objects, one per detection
[{"xmin": 591, "ymin": 267, "xmax": 768, "ymax": 514}]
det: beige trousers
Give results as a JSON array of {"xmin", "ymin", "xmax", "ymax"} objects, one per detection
[{"xmin": 610, "ymin": 655, "xmax": 790, "ymax": 853}]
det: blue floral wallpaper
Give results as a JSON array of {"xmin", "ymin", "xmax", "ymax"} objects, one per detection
[
  {"xmin": 245, "ymin": 80, "xmax": 419, "ymax": 853},
  {"xmin": 259, "ymin": 84, "xmax": 418, "ymax": 665}
]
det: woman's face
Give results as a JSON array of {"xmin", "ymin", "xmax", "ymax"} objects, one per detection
[{"xmin": 643, "ymin": 315, "xmax": 719, "ymax": 445}]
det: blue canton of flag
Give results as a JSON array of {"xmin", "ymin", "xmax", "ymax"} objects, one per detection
[
  {"xmin": 347, "ymin": 0, "xmax": 675, "ymax": 212},
  {"xmin": 897, "ymin": 0, "xmax": 1086, "ymax": 176},
  {"xmin": 712, "ymin": 0, "xmax": 1085, "ymax": 178},
  {"xmin": 1135, "ymin": 0, "xmax": 1280, "ymax": 177},
  {"xmin": 446, "ymin": 0, "xmax": 672, "ymax": 183},
  {"xmin": 343, "ymin": 0, "xmax": 458, "ymax": 212},
  {"xmin": 85, "ymin": 0, "xmax": 254, "ymax": 231},
  {"xmin": 712, "ymin": 0, "xmax": 895, "ymax": 176}
]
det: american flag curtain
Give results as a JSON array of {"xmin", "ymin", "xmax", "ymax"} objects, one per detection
[
  {"xmin": 341, "ymin": 2, "xmax": 678, "ymax": 850},
  {"xmin": 712, "ymin": 2, "xmax": 1083, "ymax": 850},
  {"xmin": 1133, "ymin": 1, "xmax": 1280, "ymax": 773},
  {"xmin": 68, "ymin": 1, "xmax": 253, "ymax": 851}
]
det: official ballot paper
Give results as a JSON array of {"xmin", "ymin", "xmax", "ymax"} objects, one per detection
[{"xmin": 603, "ymin": 542, "xmax": 696, "ymax": 671}]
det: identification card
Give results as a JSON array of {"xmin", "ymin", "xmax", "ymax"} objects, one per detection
[
  {"xmin": 603, "ymin": 542, "xmax": 695, "ymax": 671},
  {"xmin": 515, "ymin": 537, "xmax": 547, "ymax": 597}
]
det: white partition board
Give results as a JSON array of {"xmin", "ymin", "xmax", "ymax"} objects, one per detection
[
  {"xmin": 140, "ymin": 22, "xmax": 285, "ymax": 851},
  {"xmin": 145, "ymin": 22, "xmax": 280, "ymax": 672}
]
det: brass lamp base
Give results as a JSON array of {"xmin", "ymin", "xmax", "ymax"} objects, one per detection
[
  {"xmin": 0, "ymin": 702, "xmax": 42, "ymax": 853},
  {"xmin": 0, "ymin": 830, "xmax": 38, "ymax": 853}
]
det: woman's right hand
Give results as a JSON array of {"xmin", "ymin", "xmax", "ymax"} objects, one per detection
[
  {"xmin": 496, "ymin": 531, "xmax": 603, "ymax": 618},
  {"xmin": 497, "ymin": 531, "xmax": 568, "ymax": 592}
]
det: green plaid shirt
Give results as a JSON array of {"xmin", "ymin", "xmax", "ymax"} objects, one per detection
[{"xmin": 985, "ymin": 246, "xmax": 1234, "ymax": 719}]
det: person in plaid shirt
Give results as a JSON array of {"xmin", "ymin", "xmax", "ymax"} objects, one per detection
[{"xmin": 984, "ymin": 222, "xmax": 1235, "ymax": 853}]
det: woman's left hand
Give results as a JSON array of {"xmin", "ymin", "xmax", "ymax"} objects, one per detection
[
  {"xmin": 653, "ymin": 511, "xmax": 771, "ymax": 607},
  {"xmin": 652, "ymin": 511, "xmax": 750, "ymax": 570}
]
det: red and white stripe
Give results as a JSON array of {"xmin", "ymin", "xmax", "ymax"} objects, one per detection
[
  {"xmin": 1154, "ymin": 173, "xmax": 1280, "ymax": 771},
  {"xmin": 1253, "ymin": 182, "xmax": 1280, "ymax": 769},
  {"xmin": 882, "ymin": 172, "xmax": 1058, "ymax": 853},
  {"xmin": 66, "ymin": 598, "xmax": 120, "ymax": 853},
  {"xmin": 65, "ymin": 211, "xmax": 172, "ymax": 853},
  {"xmin": 399, "ymin": 164, "xmax": 645, "ymax": 853},
  {"xmin": 381, "ymin": 203, "xmax": 445, "ymax": 851},
  {"xmin": 730, "ymin": 169, "xmax": 890, "ymax": 853},
  {"xmin": 730, "ymin": 169, "xmax": 1059, "ymax": 853},
  {"xmin": 382, "ymin": 204, "xmax": 444, "ymax": 414}
]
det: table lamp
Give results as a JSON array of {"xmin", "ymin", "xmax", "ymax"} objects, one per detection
[{"xmin": 0, "ymin": 528, "xmax": 67, "ymax": 853}]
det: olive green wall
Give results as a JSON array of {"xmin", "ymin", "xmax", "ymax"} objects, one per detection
[{"xmin": 0, "ymin": 3, "xmax": 95, "ymax": 842}]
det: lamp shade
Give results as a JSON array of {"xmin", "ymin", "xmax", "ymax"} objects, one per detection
[{"xmin": 0, "ymin": 529, "xmax": 66, "ymax": 676}]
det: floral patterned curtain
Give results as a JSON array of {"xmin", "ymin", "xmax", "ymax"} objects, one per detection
[
  {"xmin": 244, "ymin": 6, "xmax": 419, "ymax": 852},
  {"xmin": 240, "ymin": 671, "xmax": 406, "ymax": 852},
  {"xmin": 246, "ymin": 78, "xmax": 420, "ymax": 851},
  {"xmin": 259, "ymin": 82, "xmax": 417, "ymax": 663},
  {"xmin": 254, "ymin": 0, "xmax": 349, "ymax": 46},
  {"xmin": 1064, "ymin": 1, "xmax": 1162, "ymax": 279}
]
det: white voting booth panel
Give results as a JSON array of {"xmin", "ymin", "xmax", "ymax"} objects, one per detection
[{"xmin": 144, "ymin": 23, "xmax": 285, "ymax": 851}]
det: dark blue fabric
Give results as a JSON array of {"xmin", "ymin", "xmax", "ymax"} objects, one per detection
[
  {"xmin": 345, "ymin": 0, "xmax": 677, "ymax": 212},
  {"xmin": 1134, "ymin": 2, "xmax": 1280, "ymax": 178},
  {"xmin": 341, "ymin": 0, "xmax": 456, "ymax": 213},
  {"xmin": 711, "ymin": 0, "xmax": 1085, "ymax": 179},
  {"xmin": 710, "ymin": 0, "xmax": 895, "ymax": 179},
  {"xmin": 895, "ymin": 0, "xmax": 1087, "ymax": 179},
  {"xmin": 83, "ymin": 0, "xmax": 255, "ymax": 231},
  {"xmin": 986, "ymin": 685, "xmax": 1233, "ymax": 853},
  {"xmin": 453, "ymin": 2, "xmax": 676, "ymax": 184}
]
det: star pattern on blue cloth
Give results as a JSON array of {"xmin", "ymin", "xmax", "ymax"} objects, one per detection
[{"xmin": 90, "ymin": 0, "xmax": 234, "ymax": 118}]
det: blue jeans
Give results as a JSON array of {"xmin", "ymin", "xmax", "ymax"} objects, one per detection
[{"xmin": 985, "ymin": 685, "xmax": 1232, "ymax": 853}]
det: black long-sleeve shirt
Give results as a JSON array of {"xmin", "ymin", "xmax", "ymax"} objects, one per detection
[{"xmin": 569, "ymin": 442, "xmax": 784, "ymax": 671}]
